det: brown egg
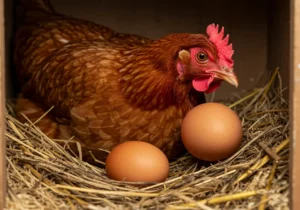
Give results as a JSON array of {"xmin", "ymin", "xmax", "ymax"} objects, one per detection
[
  {"xmin": 181, "ymin": 102, "xmax": 243, "ymax": 162},
  {"xmin": 105, "ymin": 141, "xmax": 169, "ymax": 182}
]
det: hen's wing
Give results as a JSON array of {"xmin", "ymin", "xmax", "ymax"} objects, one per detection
[
  {"xmin": 14, "ymin": 14, "xmax": 152, "ymax": 86},
  {"xmin": 20, "ymin": 40, "xmax": 123, "ymax": 118}
]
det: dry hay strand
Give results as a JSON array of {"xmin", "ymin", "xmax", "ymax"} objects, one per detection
[{"xmin": 5, "ymin": 68, "xmax": 289, "ymax": 210}]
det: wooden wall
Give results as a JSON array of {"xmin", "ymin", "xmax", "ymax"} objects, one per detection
[
  {"xmin": 290, "ymin": 0, "xmax": 300, "ymax": 208},
  {"xmin": 0, "ymin": 0, "xmax": 6, "ymax": 208}
]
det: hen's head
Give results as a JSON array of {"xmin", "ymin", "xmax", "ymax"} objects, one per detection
[
  {"xmin": 120, "ymin": 24, "xmax": 238, "ymax": 110},
  {"xmin": 174, "ymin": 24, "xmax": 237, "ymax": 94}
]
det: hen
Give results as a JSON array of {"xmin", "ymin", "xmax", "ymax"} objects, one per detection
[{"xmin": 14, "ymin": 0, "xmax": 238, "ymax": 162}]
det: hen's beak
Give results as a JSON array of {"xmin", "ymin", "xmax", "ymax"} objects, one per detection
[{"xmin": 213, "ymin": 68, "xmax": 238, "ymax": 88}]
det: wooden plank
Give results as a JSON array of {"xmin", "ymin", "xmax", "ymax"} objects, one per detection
[
  {"xmin": 290, "ymin": 0, "xmax": 300, "ymax": 209},
  {"xmin": 0, "ymin": 0, "xmax": 6, "ymax": 208}
]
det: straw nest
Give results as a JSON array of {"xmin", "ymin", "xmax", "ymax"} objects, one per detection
[{"xmin": 5, "ymin": 69, "xmax": 289, "ymax": 210}]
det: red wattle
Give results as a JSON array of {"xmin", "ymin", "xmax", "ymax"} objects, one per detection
[
  {"xmin": 192, "ymin": 76, "xmax": 221, "ymax": 93},
  {"xmin": 192, "ymin": 76, "xmax": 214, "ymax": 92}
]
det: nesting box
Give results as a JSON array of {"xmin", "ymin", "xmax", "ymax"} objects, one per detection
[{"xmin": 0, "ymin": 0, "xmax": 299, "ymax": 209}]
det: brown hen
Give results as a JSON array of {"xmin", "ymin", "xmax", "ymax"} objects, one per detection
[{"xmin": 14, "ymin": 0, "xmax": 239, "ymax": 162}]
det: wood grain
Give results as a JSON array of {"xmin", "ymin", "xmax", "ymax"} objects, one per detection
[
  {"xmin": 0, "ymin": 0, "xmax": 6, "ymax": 208},
  {"xmin": 290, "ymin": 0, "xmax": 300, "ymax": 209}
]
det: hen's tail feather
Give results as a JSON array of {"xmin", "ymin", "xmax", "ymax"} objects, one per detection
[{"xmin": 16, "ymin": 0, "xmax": 56, "ymax": 25}]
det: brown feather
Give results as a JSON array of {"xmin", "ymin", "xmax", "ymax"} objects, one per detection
[{"xmin": 14, "ymin": 1, "xmax": 210, "ymax": 162}]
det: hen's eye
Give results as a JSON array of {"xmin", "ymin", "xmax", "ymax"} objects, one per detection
[{"xmin": 196, "ymin": 52, "xmax": 208, "ymax": 63}]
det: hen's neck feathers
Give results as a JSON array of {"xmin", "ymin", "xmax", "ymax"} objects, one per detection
[{"xmin": 118, "ymin": 33, "xmax": 213, "ymax": 111}]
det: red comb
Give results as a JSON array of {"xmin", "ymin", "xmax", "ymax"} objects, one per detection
[{"xmin": 206, "ymin": 24, "xmax": 234, "ymax": 68}]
